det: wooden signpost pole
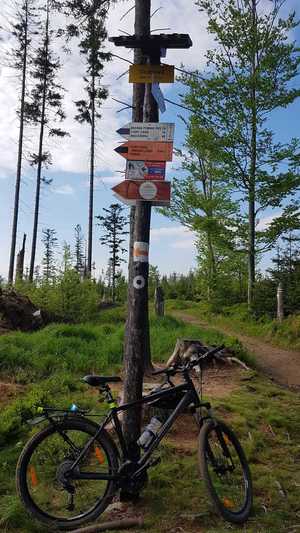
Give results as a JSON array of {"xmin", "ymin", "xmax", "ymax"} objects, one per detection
[
  {"xmin": 122, "ymin": 0, "xmax": 156, "ymax": 466},
  {"xmin": 110, "ymin": 3, "xmax": 192, "ymax": 484}
]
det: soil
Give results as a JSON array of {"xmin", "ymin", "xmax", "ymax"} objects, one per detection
[
  {"xmin": 172, "ymin": 311, "xmax": 300, "ymax": 391},
  {"xmin": 0, "ymin": 381, "xmax": 26, "ymax": 406}
]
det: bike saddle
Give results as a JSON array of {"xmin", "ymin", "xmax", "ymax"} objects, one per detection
[{"xmin": 82, "ymin": 375, "xmax": 122, "ymax": 387}]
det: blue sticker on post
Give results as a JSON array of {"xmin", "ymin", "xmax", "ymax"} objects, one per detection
[{"xmin": 151, "ymin": 82, "xmax": 166, "ymax": 113}]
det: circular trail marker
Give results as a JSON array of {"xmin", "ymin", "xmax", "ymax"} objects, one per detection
[
  {"xmin": 139, "ymin": 181, "xmax": 157, "ymax": 200},
  {"xmin": 133, "ymin": 275, "xmax": 146, "ymax": 289}
]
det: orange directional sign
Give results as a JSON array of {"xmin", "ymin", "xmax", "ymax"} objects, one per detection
[
  {"xmin": 129, "ymin": 64, "xmax": 174, "ymax": 83},
  {"xmin": 115, "ymin": 141, "xmax": 173, "ymax": 162},
  {"xmin": 112, "ymin": 180, "xmax": 171, "ymax": 206}
]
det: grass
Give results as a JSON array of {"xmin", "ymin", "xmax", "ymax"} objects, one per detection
[
  {"xmin": 166, "ymin": 299, "xmax": 300, "ymax": 351},
  {"xmin": 0, "ymin": 308, "xmax": 299, "ymax": 532}
]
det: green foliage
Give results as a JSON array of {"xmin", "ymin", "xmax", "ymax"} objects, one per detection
[
  {"xmin": 176, "ymin": 0, "xmax": 300, "ymax": 306},
  {"xmin": 41, "ymin": 228, "xmax": 57, "ymax": 282},
  {"xmin": 17, "ymin": 271, "xmax": 103, "ymax": 322}
]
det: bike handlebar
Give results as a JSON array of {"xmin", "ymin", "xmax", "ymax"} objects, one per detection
[{"xmin": 152, "ymin": 344, "xmax": 225, "ymax": 377}]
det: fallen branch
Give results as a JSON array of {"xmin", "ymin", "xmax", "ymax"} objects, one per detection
[
  {"xmin": 72, "ymin": 518, "xmax": 144, "ymax": 533},
  {"xmin": 226, "ymin": 356, "xmax": 251, "ymax": 371}
]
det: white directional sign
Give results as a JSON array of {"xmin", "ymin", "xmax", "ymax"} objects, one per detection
[{"xmin": 117, "ymin": 122, "xmax": 175, "ymax": 142}]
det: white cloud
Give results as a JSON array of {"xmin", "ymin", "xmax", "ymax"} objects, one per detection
[
  {"xmin": 151, "ymin": 225, "xmax": 193, "ymax": 238},
  {"xmin": 171, "ymin": 237, "xmax": 195, "ymax": 250},
  {"xmin": 82, "ymin": 176, "xmax": 122, "ymax": 188},
  {"xmin": 257, "ymin": 212, "xmax": 282, "ymax": 230},
  {"xmin": 0, "ymin": 0, "xmax": 211, "ymax": 179},
  {"xmin": 151, "ymin": 225, "xmax": 196, "ymax": 250}
]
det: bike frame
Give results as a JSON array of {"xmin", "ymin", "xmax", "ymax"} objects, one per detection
[{"xmin": 59, "ymin": 370, "xmax": 212, "ymax": 483}]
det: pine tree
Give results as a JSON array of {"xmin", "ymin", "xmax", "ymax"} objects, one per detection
[
  {"xmin": 41, "ymin": 228, "xmax": 58, "ymax": 282},
  {"xmin": 65, "ymin": 0, "xmax": 110, "ymax": 277},
  {"xmin": 27, "ymin": 0, "xmax": 68, "ymax": 281},
  {"xmin": 61, "ymin": 241, "xmax": 73, "ymax": 273},
  {"xmin": 8, "ymin": 0, "xmax": 37, "ymax": 284},
  {"xmin": 96, "ymin": 204, "xmax": 128, "ymax": 303},
  {"xmin": 74, "ymin": 224, "xmax": 85, "ymax": 276},
  {"xmin": 186, "ymin": 0, "xmax": 300, "ymax": 307}
]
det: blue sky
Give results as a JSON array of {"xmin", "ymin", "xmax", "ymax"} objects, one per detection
[{"xmin": 0, "ymin": 0, "xmax": 299, "ymax": 280}]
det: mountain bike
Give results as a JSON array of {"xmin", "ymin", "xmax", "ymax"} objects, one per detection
[{"xmin": 16, "ymin": 345, "xmax": 253, "ymax": 530}]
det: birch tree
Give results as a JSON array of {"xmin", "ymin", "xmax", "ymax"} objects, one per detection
[{"xmin": 186, "ymin": 0, "xmax": 300, "ymax": 307}]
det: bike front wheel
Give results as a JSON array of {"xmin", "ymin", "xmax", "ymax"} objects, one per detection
[
  {"xmin": 198, "ymin": 419, "xmax": 253, "ymax": 524},
  {"xmin": 16, "ymin": 417, "xmax": 119, "ymax": 530}
]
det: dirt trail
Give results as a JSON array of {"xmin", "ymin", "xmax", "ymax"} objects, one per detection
[{"xmin": 173, "ymin": 311, "xmax": 300, "ymax": 391}]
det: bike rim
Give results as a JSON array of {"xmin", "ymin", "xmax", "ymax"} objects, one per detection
[
  {"xmin": 205, "ymin": 426, "xmax": 248, "ymax": 514},
  {"xmin": 25, "ymin": 428, "xmax": 112, "ymax": 522}
]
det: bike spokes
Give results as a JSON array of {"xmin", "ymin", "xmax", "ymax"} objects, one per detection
[
  {"xmin": 26, "ymin": 429, "xmax": 110, "ymax": 519},
  {"xmin": 206, "ymin": 427, "xmax": 247, "ymax": 514}
]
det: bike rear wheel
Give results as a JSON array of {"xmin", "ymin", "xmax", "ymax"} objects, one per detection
[
  {"xmin": 198, "ymin": 419, "xmax": 252, "ymax": 524},
  {"xmin": 16, "ymin": 417, "xmax": 118, "ymax": 530}
]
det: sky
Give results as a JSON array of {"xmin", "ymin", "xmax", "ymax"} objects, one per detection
[{"xmin": 0, "ymin": 0, "xmax": 299, "ymax": 281}]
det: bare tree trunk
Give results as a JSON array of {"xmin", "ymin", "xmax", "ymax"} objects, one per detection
[
  {"xmin": 112, "ymin": 225, "xmax": 116, "ymax": 303},
  {"xmin": 87, "ymin": 72, "xmax": 95, "ymax": 277},
  {"xmin": 248, "ymin": 0, "xmax": 257, "ymax": 309},
  {"xmin": 8, "ymin": 0, "xmax": 29, "ymax": 285},
  {"xmin": 29, "ymin": 1, "xmax": 50, "ymax": 282},
  {"xmin": 16, "ymin": 233, "xmax": 27, "ymax": 282}
]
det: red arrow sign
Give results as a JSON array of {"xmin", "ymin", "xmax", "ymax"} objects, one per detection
[
  {"xmin": 115, "ymin": 141, "xmax": 173, "ymax": 161},
  {"xmin": 112, "ymin": 180, "xmax": 171, "ymax": 206}
]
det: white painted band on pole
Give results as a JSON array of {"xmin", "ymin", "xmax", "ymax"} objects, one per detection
[
  {"xmin": 133, "ymin": 275, "xmax": 146, "ymax": 289},
  {"xmin": 133, "ymin": 241, "xmax": 149, "ymax": 263}
]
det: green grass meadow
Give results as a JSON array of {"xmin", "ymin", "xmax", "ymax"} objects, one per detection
[{"xmin": 0, "ymin": 308, "xmax": 299, "ymax": 532}]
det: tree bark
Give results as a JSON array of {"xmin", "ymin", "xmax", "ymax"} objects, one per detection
[
  {"xmin": 122, "ymin": 0, "xmax": 157, "ymax": 458},
  {"xmin": 87, "ymin": 64, "xmax": 96, "ymax": 277},
  {"xmin": 8, "ymin": 0, "xmax": 29, "ymax": 285},
  {"xmin": 29, "ymin": 0, "xmax": 50, "ymax": 282},
  {"xmin": 248, "ymin": 0, "xmax": 257, "ymax": 308},
  {"xmin": 16, "ymin": 233, "xmax": 26, "ymax": 281}
]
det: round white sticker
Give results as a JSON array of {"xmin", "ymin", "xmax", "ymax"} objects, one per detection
[
  {"xmin": 139, "ymin": 181, "xmax": 157, "ymax": 201},
  {"xmin": 133, "ymin": 275, "xmax": 146, "ymax": 289}
]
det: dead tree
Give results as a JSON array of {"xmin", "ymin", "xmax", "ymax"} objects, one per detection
[{"xmin": 15, "ymin": 233, "xmax": 27, "ymax": 281}]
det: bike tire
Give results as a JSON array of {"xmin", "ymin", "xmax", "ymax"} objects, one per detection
[
  {"xmin": 198, "ymin": 419, "xmax": 253, "ymax": 524},
  {"xmin": 16, "ymin": 417, "xmax": 119, "ymax": 530}
]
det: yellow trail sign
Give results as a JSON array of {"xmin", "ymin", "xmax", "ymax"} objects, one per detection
[{"xmin": 129, "ymin": 64, "xmax": 174, "ymax": 83}]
